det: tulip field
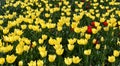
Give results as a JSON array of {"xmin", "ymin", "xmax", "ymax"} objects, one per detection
[{"xmin": 0, "ymin": 0, "xmax": 120, "ymax": 66}]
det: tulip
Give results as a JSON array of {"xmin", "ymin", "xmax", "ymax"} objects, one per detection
[
  {"xmin": 72, "ymin": 56, "xmax": 82, "ymax": 64},
  {"xmin": 103, "ymin": 21, "xmax": 108, "ymax": 26},
  {"xmin": 6, "ymin": 54, "xmax": 17, "ymax": 64},
  {"xmin": 64, "ymin": 57, "xmax": 72, "ymax": 65},
  {"xmin": 108, "ymin": 56, "xmax": 115, "ymax": 63},
  {"xmin": 48, "ymin": 54, "xmax": 56, "ymax": 62},
  {"xmin": 0, "ymin": 58, "xmax": 5, "ymax": 65},
  {"xmin": 84, "ymin": 49, "xmax": 91, "ymax": 56},
  {"xmin": 87, "ymin": 26, "xmax": 92, "ymax": 34}
]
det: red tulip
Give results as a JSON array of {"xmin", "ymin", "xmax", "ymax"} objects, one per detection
[
  {"xmin": 91, "ymin": 22, "xmax": 95, "ymax": 27},
  {"xmin": 103, "ymin": 21, "xmax": 108, "ymax": 26},
  {"xmin": 81, "ymin": 0, "xmax": 85, "ymax": 2},
  {"xmin": 86, "ymin": 5, "xmax": 90, "ymax": 9},
  {"xmin": 94, "ymin": 40, "xmax": 98, "ymax": 45},
  {"xmin": 87, "ymin": 2, "xmax": 91, "ymax": 5},
  {"xmin": 70, "ymin": 27, "xmax": 74, "ymax": 32},
  {"xmin": 56, "ymin": 4, "xmax": 59, "ymax": 7},
  {"xmin": 30, "ymin": 44, "xmax": 32, "ymax": 48},
  {"xmin": 87, "ymin": 26, "xmax": 92, "ymax": 34}
]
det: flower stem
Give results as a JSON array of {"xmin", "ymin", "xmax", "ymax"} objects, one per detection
[
  {"xmin": 85, "ymin": 56, "xmax": 89, "ymax": 66},
  {"xmin": 111, "ymin": 63, "xmax": 115, "ymax": 66}
]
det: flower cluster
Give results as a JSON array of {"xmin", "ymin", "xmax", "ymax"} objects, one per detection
[{"xmin": 0, "ymin": 0, "xmax": 120, "ymax": 66}]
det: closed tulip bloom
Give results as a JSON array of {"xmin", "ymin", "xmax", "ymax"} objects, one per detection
[
  {"xmin": 48, "ymin": 54, "xmax": 56, "ymax": 62},
  {"xmin": 100, "ymin": 17, "xmax": 105, "ymax": 22},
  {"xmin": 84, "ymin": 49, "xmax": 91, "ymax": 56},
  {"xmin": 100, "ymin": 37, "xmax": 104, "ymax": 42},
  {"xmin": 21, "ymin": 24, "xmax": 27, "ymax": 30},
  {"xmin": 0, "ymin": 58, "xmax": 5, "ymax": 65},
  {"xmin": 103, "ymin": 27, "xmax": 109, "ymax": 31},
  {"xmin": 57, "ymin": 26, "xmax": 62, "ymax": 31},
  {"xmin": 45, "ymin": 13, "xmax": 50, "ymax": 18},
  {"xmin": 32, "ymin": 41, "xmax": 37, "ymax": 48},
  {"xmin": 92, "ymin": 28, "xmax": 98, "ymax": 34},
  {"xmin": 113, "ymin": 50, "xmax": 119, "ymax": 57},
  {"xmin": 95, "ymin": 44, "xmax": 100, "ymax": 50},
  {"xmin": 23, "ymin": 45, "xmax": 30, "ymax": 51},
  {"xmin": 68, "ymin": 44, "xmax": 74, "ymax": 51},
  {"xmin": 85, "ymin": 34, "xmax": 91, "ymax": 39},
  {"xmin": 56, "ymin": 48, "xmax": 64, "ymax": 55},
  {"xmin": 18, "ymin": 60, "xmax": 23, "ymax": 66}
]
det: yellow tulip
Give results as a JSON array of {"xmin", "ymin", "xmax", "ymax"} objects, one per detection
[
  {"xmin": 92, "ymin": 28, "xmax": 98, "ymax": 34},
  {"xmin": 54, "ymin": 44, "xmax": 63, "ymax": 50},
  {"xmin": 72, "ymin": 56, "xmax": 81, "ymax": 64},
  {"xmin": 42, "ymin": 34, "xmax": 48, "ymax": 40},
  {"xmin": 48, "ymin": 37, "xmax": 55, "ymax": 45},
  {"xmin": 0, "ymin": 40, "xmax": 2, "ymax": 47},
  {"xmin": 113, "ymin": 50, "xmax": 119, "ymax": 57},
  {"xmin": 0, "ymin": 20, "xmax": 3, "ymax": 25},
  {"xmin": 64, "ymin": 57, "xmax": 72, "ymax": 65},
  {"xmin": 94, "ymin": 0, "xmax": 97, "ymax": 2},
  {"xmin": 41, "ymin": 23, "xmax": 46, "ymax": 28},
  {"xmin": 100, "ymin": 17, "xmax": 105, "ymax": 22},
  {"xmin": 32, "ymin": 41, "xmax": 37, "ymax": 48},
  {"xmin": 37, "ymin": 60, "xmax": 44, "ymax": 66},
  {"xmin": 95, "ymin": 22, "xmax": 100, "ymax": 27},
  {"xmin": 96, "ymin": 13, "xmax": 100, "ymax": 17},
  {"xmin": 23, "ymin": 45, "xmax": 30, "ymax": 51},
  {"xmin": 6, "ymin": 54, "xmax": 17, "ymax": 63},
  {"xmin": 84, "ymin": 49, "xmax": 91, "ymax": 56},
  {"xmin": 108, "ymin": 56, "xmax": 115, "ymax": 63},
  {"xmin": 45, "ymin": 13, "xmax": 50, "ymax": 18},
  {"xmin": 56, "ymin": 37, "xmax": 62, "ymax": 43},
  {"xmin": 46, "ymin": 23, "xmax": 56, "ymax": 29},
  {"xmin": 3, "ymin": 28, "xmax": 9, "ymax": 34},
  {"xmin": 18, "ymin": 60, "xmax": 23, "ymax": 66},
  {"xmin": 0, "ymin": 58, "xmax": 5, "ymax": 65},
  {"xmin": 95, "ymin": 44, "xmax": 100, "ymax": 50},
  {"xmin": 71, "ymin": 22, "xmax": 78, "ymax": 28},
  {"xmin": 48, "ymin": 54, "xmax": 56, "ymax": 62},
  {"xmin": 74, "ymin": 27, "xmax": 81, "ymax": 33},
  {"xmin": 77, "ymin": 39, "xmax": 88, "ymax": 45},
  {"xmin": 38, "ymin": 46, "xmax": 47, "ymax": 58},
  {"xmin": 85, "ymin": 34, "xmax": 91, "ymax": 39},
  {"xmin": 56, "ymin": 48, "xmax": 64, "ymax": 55},
  {"xmin": 57, "ymin": 26, "xmax": 62, "ymax": 31},
  {"xmin": 6, "ymin": 45, "xmax": 13, "ymax": 52},
  {"xmin": 68, "ymin": 38, "xmax": 76, "ymax": 45},
  {"xmin": 14, "ymin": 29, "xmax": 23, "ymax": 36},
  {"xmin": 38, "ymin": 38, "xmax": 44, "ymax": 44},
  {"xmin": 81, "ymin": 26, "xmax": 87, "ymax": 33},
  {"xmin": 103, "ymin": 27, "xmax": 109, "ymax": 31},
  {"xmin": 68, "ymin": 44, "xmax": 74, "ymax": 51},
  {"xmin": 28, "ymin": 60, "xmax": 36, "ymax": 66},
  {"xmin": 100, "ymin": 37, "xmax": 104, "ymax": 42}
]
